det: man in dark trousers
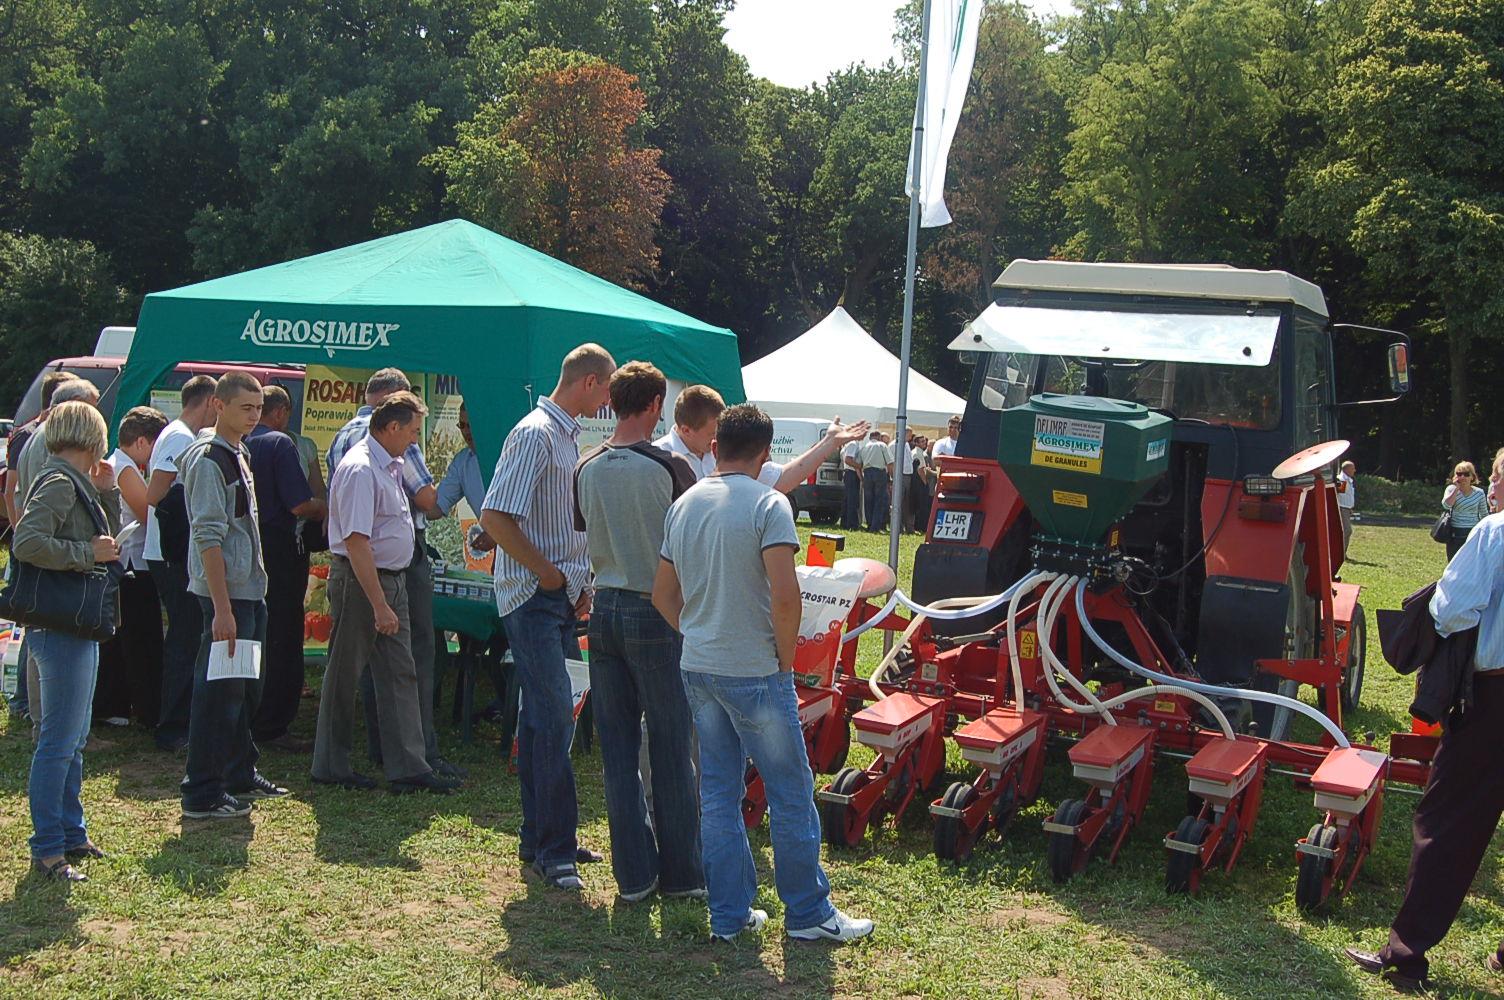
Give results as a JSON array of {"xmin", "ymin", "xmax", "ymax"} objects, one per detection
[
  {"xmin": 180, "ymin": 372, "xmax": 288, "ymax": 819},
  {"xmin": 574, "ymin": 361, "xmax": 704, "ymax": 904},
  {"xmin": 1347, "ymin": 508, "xmax": 1504, "ymax": 991},
  {"xmin": 245, "ymin": 386, "xmax": 326, "ymax": 751}
]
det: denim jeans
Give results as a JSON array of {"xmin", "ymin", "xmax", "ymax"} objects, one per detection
[
  {"xmin": 182, "ymin": 598, "xmax": 267, "ymax": 811},
  {"xmin": 501, "ymin": 585, "xmax": 581, "ymax": 869},
  {"xmin": 150, "ymin": 559, "xmax": 203, "ymax": 746},
  {"xmin": 27, "ymin": 628, "xmax": 98, "ymax": 859},
  {"xmin": 6, "ymin": 634, "xmax": 29, "ymax": 717},
  {"xmin": 682, "ymin": 670, "xmax": 835, "ymax": 937},
  {"xmin": 588, "ymin": 588, "xmax": 703, "ymax": 896},
  {"xmin": 862, "ymin": 467, "xmax": 888, "ymax": 531}
]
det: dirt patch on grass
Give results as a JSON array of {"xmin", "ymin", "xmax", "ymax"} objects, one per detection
[
  {"xmin": 1016, "ymin": 976, "xmax": 1074, "ymax": 999},
  {"xmin": 977, "ymin": 903, "xmax": 1072, "ymax": 931},
  {"xmin": 80, "ymin": 918, "xmax": 133, "ymax": 948}
]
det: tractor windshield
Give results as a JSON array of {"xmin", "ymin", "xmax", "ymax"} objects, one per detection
[{"xmin": 979, "ymin": 351, "xmax": 1280, "ymax": 430}]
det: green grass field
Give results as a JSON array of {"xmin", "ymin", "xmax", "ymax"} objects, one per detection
[{"xmin": 1, "ymin": 524, "xmax": 1499, "ymax": 999}]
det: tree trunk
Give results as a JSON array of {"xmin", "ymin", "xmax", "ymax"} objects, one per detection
[{"xmin": 1448, "ymin": 320, "xmax": 1472, "ymax": 464}]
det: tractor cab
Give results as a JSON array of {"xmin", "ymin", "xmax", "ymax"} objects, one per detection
[{"xmin": 915, "ymin": 260, "xmax": 1409, "ymax": 736}]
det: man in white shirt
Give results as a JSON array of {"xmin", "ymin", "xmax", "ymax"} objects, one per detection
[
  {"xmin": 1336, "ymin": 460, "xmax": 1356, "ymax": 551},
  {"xmin": 858, "ymin": 431, "xmax": 893, "ymax": 531},
  {"xmin": 654, "ymin": 384, "xmax": 868, "ymax": 493},
  {"xmin": 143, "ymin": 375, "xmax": 219, "ymax": 752},
  {"xmin": 931, "ymin": 415, "xmax": 962, "ymax": 463}
]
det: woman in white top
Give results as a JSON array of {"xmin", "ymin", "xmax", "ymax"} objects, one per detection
[
  {"xmin": 1442, "ymin": 460, "xmax": 1489, "ymax": 560},
  {"xmin": 92, "ymin": 407, "xmax": 169, "ymax": 727}
]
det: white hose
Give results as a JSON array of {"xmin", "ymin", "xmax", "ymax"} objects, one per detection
[
  {"xmin": 1072, "ymin": 579, "xmax": 1351, "ymax": 748},
  {"xmin": 840, "ymin": 574, "xmax": 1033, "ymax": 645},
  {"xmin": 864, "ymin": 596, "xmax": 993, "ymax": 702},
  {"xmin": 1034, "ymin": 576, "xmax": 1117, "ymax": 725},
  {"xmin": 1005, "ymin": 571, "xmax": 1053, "ymax": 709}
]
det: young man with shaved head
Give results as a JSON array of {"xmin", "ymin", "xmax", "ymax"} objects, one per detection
[{"xmin": 481, "ymin": 343, "xmax": 616, "ymax": 892}]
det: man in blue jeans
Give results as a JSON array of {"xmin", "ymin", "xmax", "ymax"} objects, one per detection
[
  {"xmin": 654, "ymin": 403, "xmax": 874, "ymax": 944},
  {"xmin": 575, "ymin": 361, "xmax": 704, "ymax": 903},
  {"xmin": 481, "ymin": 344, "xmax": 616, "ymax": 891},
  {"xmin": 180, "ymin": 372, "xmax": 289, "ymax": 820}
]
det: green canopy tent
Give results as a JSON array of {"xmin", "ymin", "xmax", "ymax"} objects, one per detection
[{"xmin": 113, "ymin": 219, "xmax": 745, "ymax": 467}]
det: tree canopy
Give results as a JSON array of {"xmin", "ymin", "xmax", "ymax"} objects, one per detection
[{"xmin": 0, "ymin": 0, "xmax": 1497, "ymax": 477}]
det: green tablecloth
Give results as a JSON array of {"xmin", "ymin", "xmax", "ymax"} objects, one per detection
[{"xmin": 433, "ymin": 591, "xmax": 503, "ymax": 642}]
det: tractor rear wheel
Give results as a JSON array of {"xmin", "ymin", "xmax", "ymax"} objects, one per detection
[
  {"xmin": 1340, "ymin": 605, "xmax": 1367, "ymax": 714},
  {"xmin": 1047, "ymin": 799, "xmax": 1088, "ymax": 884},
  {"xmin": 1166, "ymin": 815, "xmax": 1211, "ymax": 894},
  {"xmin": 1295, "ymin": 823, "xmax": 1340, "ymax": 912},
  {"xmin": 933, "ymin": 782, "xmax": 980, "ymax": 863},
  {"xmin": 821, "ymin": 767, "xmax": 870, "ymax": 848}
]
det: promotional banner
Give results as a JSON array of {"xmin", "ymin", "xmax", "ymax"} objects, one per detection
[
  {"xmin": 301, "ymin": 364, "xmax": 427, "ymax": 479},
  {"xmin": 906, "ymin": 0, "xmax": 983, "ymax": 228}
]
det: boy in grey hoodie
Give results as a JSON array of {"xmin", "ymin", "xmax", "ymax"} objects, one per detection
[{"xmin": 180, "ymin": 372, "xmax": 286, "ymax": 820}]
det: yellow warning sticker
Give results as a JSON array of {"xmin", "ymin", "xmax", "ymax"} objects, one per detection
[
  {"xmin": 1019, "ymin": 630, "xmax": 1037, "ymax": 661},
  {"xmin": 1052, "ymin": 490, "xmax": 1089, "ymax": 509},
  {"xmin": 1154, "ymin": 699, "xmax": 1177, "ymax": 714}
]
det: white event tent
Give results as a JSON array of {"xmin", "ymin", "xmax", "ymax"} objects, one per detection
[{"xmin": 741, "ymin": 307, "xmax": 967, "ymax": 429}]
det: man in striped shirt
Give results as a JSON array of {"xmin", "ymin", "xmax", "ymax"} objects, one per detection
[{"xmin": 481, "ymin": 344, "xmax": 616, "ymax": 891}]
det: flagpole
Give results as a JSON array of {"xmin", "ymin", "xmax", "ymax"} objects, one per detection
[{"xmin": 886, "ymin": 0, "xmax": 932, "ymax": 649}]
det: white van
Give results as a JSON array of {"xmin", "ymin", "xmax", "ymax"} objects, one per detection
[{"xmin": 770, "ymin": 417, "xmax": 845, "ymax": 523}]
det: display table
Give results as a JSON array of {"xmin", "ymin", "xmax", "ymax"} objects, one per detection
[{"xmin": 432, "ymin": 572, "xmax": 509, "ymax": 746}]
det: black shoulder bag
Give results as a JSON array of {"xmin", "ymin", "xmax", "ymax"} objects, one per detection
[{"xmin": 0, "ymin": 471, "xmax": 125, "ymax": 641}]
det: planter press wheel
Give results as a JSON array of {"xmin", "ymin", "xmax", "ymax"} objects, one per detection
[
  {"xmin": 1165, "ymin": 815, "xmax": 1212, "ymax": 894},
  {"xmin": 933, "ymin": 782, "xmax": 981, "ymax": 863},
  {"xmin": 991, "ymin": 779, "xmax": 1021, "ymax": 837},
  {"xmin": 1340, "ymin": 604, "xmax": 1367, "ymax": 714},
  {"xmin": 821, "ymin": 767, "xmax": 870, "ymax": 848},
  {"xmin": 1295, "ymin": 823, "xmax": 1341, "ymax": 912},
  {"xmin": 1047, "ymin": 799, "xmax": 1088, "ymax": 884}
]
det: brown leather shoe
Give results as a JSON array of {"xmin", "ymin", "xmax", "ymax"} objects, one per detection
[{"xmin": 1343, "ymin": 949, "xmax": 1427, "ymax": 993}]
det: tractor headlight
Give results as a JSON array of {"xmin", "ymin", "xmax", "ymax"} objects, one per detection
[{"xmin": 1243, "ymin": 475, "xmax": 1284, "ymax": 496}]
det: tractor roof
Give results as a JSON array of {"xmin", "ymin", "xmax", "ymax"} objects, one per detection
[{"xmin": 991, "ymin": 260, "xmax": 1329, "ymax": 319}]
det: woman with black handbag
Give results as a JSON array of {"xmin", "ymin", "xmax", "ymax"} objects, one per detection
[
  {"xmin": 1442, "ymin": 461, "xmax": 1490, "ymax": 560},
  {"xmin": 11, "ymin": 402, "xmax": 121, "ymax": 882}
]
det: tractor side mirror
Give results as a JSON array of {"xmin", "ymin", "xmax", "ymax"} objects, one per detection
[{"xmin": 1387, "ymin": 342, "xmax": 1410, "ymax": 395}]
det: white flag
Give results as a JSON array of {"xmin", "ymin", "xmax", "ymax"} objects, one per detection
[{"xmin": 906, "ymin": 0, "xmax": 983, "ymax": 228}]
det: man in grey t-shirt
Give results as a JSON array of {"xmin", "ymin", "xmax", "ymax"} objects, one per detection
[
  {"xmin": 654, "ymin": 403, "xmax": 873, "ymax": 945},
  {"xmin": 574, "ymin": 362, "xmax": 703, "ymax": 904}
]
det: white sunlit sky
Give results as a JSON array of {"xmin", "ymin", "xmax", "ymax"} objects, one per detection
[{"xmin": 724, "ymin": 0, "xmax": 1074, "ymax": 90}]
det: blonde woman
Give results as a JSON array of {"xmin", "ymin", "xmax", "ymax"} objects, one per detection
[
  {"xmin": 1442, "ymin": 460, "xmax": 1489, "ymax": 560},
  {"xmin": 12, "ymin": 401, "xmax": 120, "ymax": 882}
]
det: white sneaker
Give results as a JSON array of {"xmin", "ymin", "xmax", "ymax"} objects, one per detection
[
  {"xmin": 711, "ymin": 908, "xmax": 768, "ymax": 943},
  {"xmin": 619, "ymin": 878, "xmax": 658, "ymax": 904},
  {"xmin": 787, "ymin": 908, "xmax": 875, "ymax": 943}
]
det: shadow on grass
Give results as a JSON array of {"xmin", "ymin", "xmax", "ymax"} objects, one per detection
[
  {"xmin": 141, "ymin": 820, "xmax": 253, "ymax": 896},
  {"xmin": 495, "ymin": 873, "xmax": 837, "ymax": 999},
  {"xmin": 305, "ymin": 783, "xmax": 445, "ymax": 870},
  {"xmin": 0, "ymin": 873, "xmax": 82, "ymax": 964}
]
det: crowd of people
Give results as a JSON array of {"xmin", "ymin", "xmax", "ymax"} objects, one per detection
[
  {"xmin": 2, "ymin": 350, "xmax": 877, "ymax": 943},
  {"xmin": 838, "ymin": 413, "xmax": 960, "ymax": 533}
]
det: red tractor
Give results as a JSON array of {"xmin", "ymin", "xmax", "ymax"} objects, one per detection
[{"xmin": 819, "ymin": 260, "xmax": 1429, "ymax": 909}]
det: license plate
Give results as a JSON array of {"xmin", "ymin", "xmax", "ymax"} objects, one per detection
[{"xmin": 932, "ymin": 510, "xmax": 972, "ymax": 541}]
